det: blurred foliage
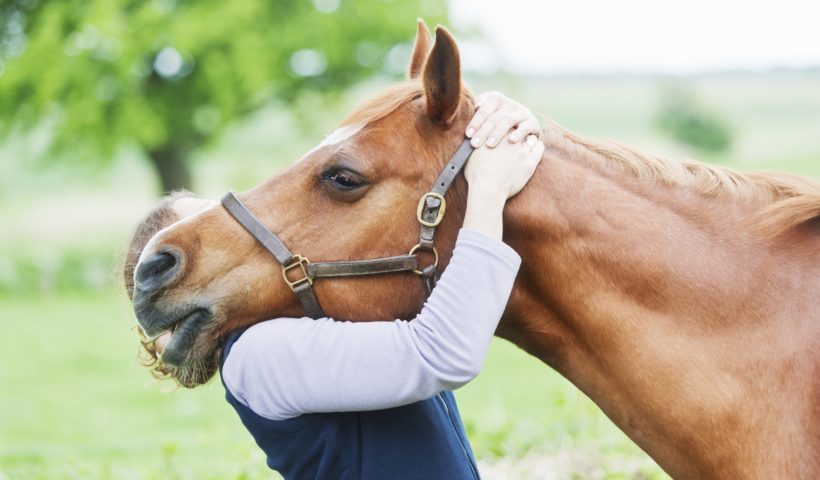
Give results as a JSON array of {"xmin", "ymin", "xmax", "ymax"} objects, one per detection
[
  {"xmin": 0, "ymin": 0, "xmax": 447, "ymax": 192},
  {"xmin": 0, "ymin": 247, "xmax": 114, "ymax": 294},
  {"xmin": 655, "ymin": 87, "xmax": 733, "ymax": 154}
]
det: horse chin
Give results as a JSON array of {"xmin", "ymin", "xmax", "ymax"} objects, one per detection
[
  {"xmin": 156, "ymin": 310, "xmax": 222, "ymax": 388},
  {"xmin": 164, "ymin": 348, "xmax": 220, "ymax": 388},
  {"xmin": 157, "ymin": 309, "xmax": 210, "ymax": 366}
]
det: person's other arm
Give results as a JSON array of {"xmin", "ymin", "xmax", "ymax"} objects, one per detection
[{"xmin": 223, "ymin": 228, "xmax": 521, "ymax": 421}]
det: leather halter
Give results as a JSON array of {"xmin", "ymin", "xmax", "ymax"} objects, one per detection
[{"xmin": 220, "ymin": 138, "xmax": 474, "ymax": 318}]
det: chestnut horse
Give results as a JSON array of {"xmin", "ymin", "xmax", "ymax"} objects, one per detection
[{"xmin": 132, "ymin": 22, "xmax": 820, "ymax": 479}]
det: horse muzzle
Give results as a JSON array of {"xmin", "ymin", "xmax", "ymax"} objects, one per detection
[
  {"xmin": 132, "ymin": 290, "xmax": 212, "ymax": 367},
  {"xmin": 132, "ymin": 247, "xmax": 213, "ymax": 367},
  {"xmin": 131, "ymin": 247, "xmax": 191, "ymax": 336},
  {"xmin": 134, "ymin": 249, "xmax": 183, "ymax": 294}
]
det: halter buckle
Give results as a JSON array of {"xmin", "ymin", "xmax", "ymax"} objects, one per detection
[
  {"xmin": 416, "ymin": 192, "xmax": 447, "ymax": 228},
  {"xmin": 282, "ymin": 254, "xmax": 313, "ymax": 291},
  {"xmin": 409, "ymin": 244, "xmax": 439, "ymax": 275}
]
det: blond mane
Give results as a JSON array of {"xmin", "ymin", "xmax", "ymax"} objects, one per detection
[
  {"xmin": 544, "ymin": 122, "xmax": 820, "ymax": 233},
  {"xmin": 339, "ymin": 81, "xmax": 819, "ymax": 235}
]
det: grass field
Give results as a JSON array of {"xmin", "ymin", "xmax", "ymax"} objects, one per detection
[
  {"xmin": 1, "ymin": 71, "xmax": 818, "ymax": 479},
  {"xmin": 0, "ymin": 292, "xmax": 665, "ymax": 480}
]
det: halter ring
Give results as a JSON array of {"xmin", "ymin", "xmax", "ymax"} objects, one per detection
[{"xmin": 409, "ymin": 244, "xmax": 439, "ymax": 275}]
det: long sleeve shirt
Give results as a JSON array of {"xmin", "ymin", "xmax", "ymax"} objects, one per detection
[{"xmin": 221, "ymin": 228, "xmax": 521, "ymax": 422}]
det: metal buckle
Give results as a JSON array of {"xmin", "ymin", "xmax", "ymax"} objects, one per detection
[
  {"xmin": 409, "ymin": 244, "xmax": 439, "ymax": 275},
  {"xmin": 416, "ymin": 192, "xmax": 446, "ymax": 228},
  {"xmin": 282, "ymin": 254, "xmax": 313, "ymax": 291}
]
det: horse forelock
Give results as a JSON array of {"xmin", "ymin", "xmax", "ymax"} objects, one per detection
[
  {"xmin": 339, "ymin": 80, "xmax": 474, "ymax": 129},
  {"xmin": 541, "ymin": 121, "xmax": 820, "ymax": 235},
  {"xmin": 339, "ymin": 81, "xmax": 424, "ymax": 128}
]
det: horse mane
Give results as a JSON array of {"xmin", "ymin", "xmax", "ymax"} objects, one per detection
[
  {"xmin": 339, "ymin": 80, "xmax": 819, "ymax": 235},
  {"xmin": 544, "ymin": 122, "xmax": 820, "ymax": 234},
  {"xmin": 340, "ymin": 82, "xmax": 423, "ymax": 127}
]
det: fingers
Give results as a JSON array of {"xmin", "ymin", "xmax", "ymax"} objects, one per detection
[
  {"xmin": 473, "ymin": 90, "xmax": 499, "ymax": 110},
  {"xmin": 524, "ymin": 134, "xmax": 539, "ymax": 150},
  {"xmin": 528, "ymin": 136, "xmax": 545, "ymax": 162},
  {"xmin": 522, "ymin": 134, "xmax": 543, "ymax": 163},
  {"xmin": 509, "ymin": 135, "xmax": 543, "ymax": 198},
  {"xmin": 508, "ymin": 119, "xmax": 541, "ymax": 143},
  {"xmin": 466, "ymin": 91, "xmax": 541, "ymax": 149},
  {"xmin": 465, "ymin": 93, "xmax": 502, "ymax": 145},
  {"xmin": 481, "ymin": 110, "xmax": 535, "ymax": 148},
  {"xmin": 462, "ymin": 133, "xmax": 544, "ymax": 200},
  {"xmin": 535, "ymin": 142, "xmax": 545, "ymax": 158}
]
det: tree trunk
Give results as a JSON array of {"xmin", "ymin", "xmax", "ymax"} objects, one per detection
[{"xmin": 147, "ymin": 146, "xmax": 193, "ymax": 194}]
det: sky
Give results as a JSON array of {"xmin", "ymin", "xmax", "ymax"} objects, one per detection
[{"xmin": 448, "ymin": 0, "xmax": 820, "ymax": 74}]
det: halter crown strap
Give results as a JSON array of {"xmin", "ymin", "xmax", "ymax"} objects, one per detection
[{"xmin": 418, "ymin": 139, "xmax": 474, "ymax": 249}]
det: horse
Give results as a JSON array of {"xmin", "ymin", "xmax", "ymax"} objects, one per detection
[{"xmin": 131, "ymin": 21, "xmax": 820, "ymax": 479}]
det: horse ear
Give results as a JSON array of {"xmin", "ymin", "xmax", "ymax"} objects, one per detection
[
  {"xmin": 408, "ymin": 19, "xmax": 432, "ymax": 79},
  {"xmin": 423, "ymin": 26, "xmax": 462, "ymax": 126}
]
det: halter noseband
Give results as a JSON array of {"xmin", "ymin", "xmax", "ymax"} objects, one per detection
[{"xmin": 220, "ymin": 138, "xmax": 474, "ymax": 318}]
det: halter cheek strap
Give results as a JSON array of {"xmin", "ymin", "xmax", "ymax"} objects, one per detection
[
  {"xmin": 220, "ymin": 138, "xmax": 474, "ymax": 318},
  {"xmin": 220, "ymin": 193, "xmax": 327, "ymax": 318}
]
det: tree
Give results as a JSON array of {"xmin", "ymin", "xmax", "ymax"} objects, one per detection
[
  {"xmin": 0, "ymin": 0, "xmax": 447, "ymax": 192},
  {"xmin": 655, "ymin": 87, "xmax": 732, "ymax": 155}
]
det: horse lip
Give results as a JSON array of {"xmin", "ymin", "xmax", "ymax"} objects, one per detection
[
  {"xmin": 132, "ymin": 288, "xmax": 200, "ymax": 339},
  {"xmin": 158, "ymin": 309, "xmax": 211, "ymax": 367},
  {"xmin": 138, "ymin": 310, "xmax": 182, "ymax": 340}
]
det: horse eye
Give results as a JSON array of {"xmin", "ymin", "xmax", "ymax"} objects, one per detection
[{"xmin": 323, "ymin": 168, "xmax": 366, "ymax": 191}]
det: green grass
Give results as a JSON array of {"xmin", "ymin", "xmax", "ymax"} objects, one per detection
[
  {"xmin": 0, "ymin": 293, "xmax": 274, "ymax": 480},
  {"xmin": 0, "ymin": 292, "xmax": 664, "ymax": 479}
]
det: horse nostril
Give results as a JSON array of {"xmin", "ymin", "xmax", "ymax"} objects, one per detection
[{"xmin": 135, "ymin": 251, "xmax": 180, "ymax": 292}]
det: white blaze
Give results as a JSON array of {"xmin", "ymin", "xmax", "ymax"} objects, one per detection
[{"xmin": 298, "ymin": 124, "xmax": 363, "ymax": 162}]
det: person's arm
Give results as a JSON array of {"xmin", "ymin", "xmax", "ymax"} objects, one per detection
[
  {"xmin": 222, "ymin": 228, "xmax": 520, "ymax": 421},
  {"xmin": 463, "ymin": 91, "xmax": 542, "ymax": 239}
]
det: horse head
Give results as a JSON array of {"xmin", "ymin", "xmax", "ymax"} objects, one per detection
[{"xmin": 131, "ymin": 22, "xmax": 476, "ymax": 387}]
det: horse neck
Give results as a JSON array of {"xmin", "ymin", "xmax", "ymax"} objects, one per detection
[{"xmin": 497, "ymin": 133, "xmax": 819, "ymax": 478}]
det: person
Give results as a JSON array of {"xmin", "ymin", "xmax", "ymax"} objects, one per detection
[{"xmin": 124, "ymin": 92, "xmax": 543, "ymax": 479}]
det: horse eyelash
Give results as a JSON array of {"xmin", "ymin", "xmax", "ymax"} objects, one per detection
[{"xmin": 321, "ymin": 167, "xmax": 367, "ymax": 189}]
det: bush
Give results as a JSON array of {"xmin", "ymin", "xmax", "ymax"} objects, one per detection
[
  {"xmin": 0, "ymin": 247, "xmax": 116, "ymax": 295},
  {"xmin": 656, "ymin": 87, "xmax": 733, "ymax": 154}
]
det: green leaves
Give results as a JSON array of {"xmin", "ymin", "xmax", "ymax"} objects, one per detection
[{"xmin": 0, "ymin": 0, "xmax": 447, "ymax": 190}]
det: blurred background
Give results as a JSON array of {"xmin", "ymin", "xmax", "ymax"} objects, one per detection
[{"xmin": 0, "ymin": 0, "xmax": 818, "ymax": 478}]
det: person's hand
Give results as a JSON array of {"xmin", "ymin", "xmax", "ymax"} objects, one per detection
[
  {"xmin": 465, "ymin": 134, "xmax": 543, "ymax": 199},
  {"xmin": 466, "ymin": 91, "xmax": 541, "ymax": 148},
  {"xmin": 462, "ymin": 135, "xmax": 544, "ymax": 239}
]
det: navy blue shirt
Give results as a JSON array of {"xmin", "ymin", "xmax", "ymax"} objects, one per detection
[{"xmin": 220, "ymin": 330, "xmax": 481, "ymax": 480}]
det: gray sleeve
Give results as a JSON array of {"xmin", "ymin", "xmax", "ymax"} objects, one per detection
[{"xmin": 221, "ymin": 228, "xmax": 521, "ymax": 421}]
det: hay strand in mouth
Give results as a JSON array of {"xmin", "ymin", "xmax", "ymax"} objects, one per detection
[
  {"xmin": 132, "ymin": 325, "xmax": 218, "ymax": 388},
  {"xmin": 133, "ymin": 325, "xmax": 174, "ymax": 381}
]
